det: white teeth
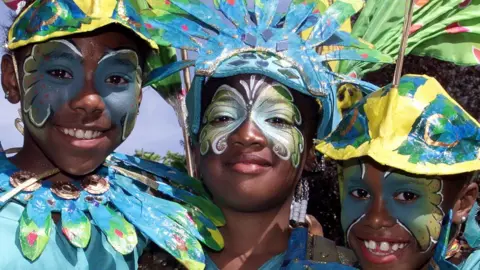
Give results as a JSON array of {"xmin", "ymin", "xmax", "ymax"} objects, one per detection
[
  {"xmin": 75, "ymin": 129, "xmax": 84, "ymax": 139},
  {"xmin": 84, "ymin": 130, "xmax": 93, "ymax": 139},
  {"xmin": 380, "ymin": 242, "xmax": 389, "ymax": 251},
  {"xmin": 364, "ymin": 240, "xmax": 408, "ymax": 255},
  {"xmin": 61, "ymin": 128, "xmax": 103, "ymax": 140},
  {"xmin": 369, "ymin": 240, "xmax": 376, "ymax": 250}
]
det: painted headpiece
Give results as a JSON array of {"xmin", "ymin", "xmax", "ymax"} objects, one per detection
[
  {"xmin": 317, "ymin": 74, "xmax": 480, "ymax": 175},
  {"xmin": 4, "ymin": 0, "xmax": 182, "ymax": 92},
  {"xmin": 144, "ymin": 0, "xmax": 394, "ymax": 139},
  {"xmin": 7, "ymin": 0, "xmax": 159, "ymax": 50}
]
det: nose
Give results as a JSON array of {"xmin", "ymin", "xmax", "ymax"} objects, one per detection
[
  {"xmin": 69, "ymin": 77, "xmax": 105, "ymax": 120},
  {"xmin": 229, "ymin": 118, "xmax": 268, "ymax": 152},
  {"xmin": 364, "ymin": 196, "xmax": 397, "ymax": 230}
]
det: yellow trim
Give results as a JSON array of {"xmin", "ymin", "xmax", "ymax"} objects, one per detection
[
  {"xmin": 7, "ymin": 2, "xmax": 158, "ymax": 50},
  {"xmin": 316, "ymin": 74, "xmax": 480, "ymax": 176}
]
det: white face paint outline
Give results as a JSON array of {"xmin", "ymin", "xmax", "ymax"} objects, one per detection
[
  {"xmin": 199, "ymin": 75, "xmax": 305, "ymax": 167},
  {"xmin": 342, "ymin": 160, "xmax": 445, "ymax": 253}
]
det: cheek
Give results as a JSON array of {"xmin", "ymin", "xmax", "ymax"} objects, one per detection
[
  {"xmin": 341, "ymin": 197, "xmax": 369, "ymax": 233},
  {"xmin": 95, "ymin": 83, "xmax": 140, "ymax": 140},
  {"xmin": 199, "ymin": 120, "xmax": 244, "ymax": 156},
  {"xmin": 386, "ymin": 198, "xmax": 444, "ymax": 251},
  {"xmin": 22, "ymin": 71, "xmax": 84, "ymax": 128}
]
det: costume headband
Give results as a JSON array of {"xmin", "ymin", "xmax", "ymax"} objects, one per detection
[
  {"xmin": 317, "ymin": 74, "xmax": 480, "ymax": 176},
  {"xmin": 142, "ymin": 0, "xmax": 394, "ymax": 139}
]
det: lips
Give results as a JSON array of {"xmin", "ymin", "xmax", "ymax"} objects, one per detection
[
  {"xmin": 356, "ymin": 236, "xmax": 410, "ymax": 264},
  {"xmin": 226, "ymin": 154, "xmax": 272, "ymax": 174}
]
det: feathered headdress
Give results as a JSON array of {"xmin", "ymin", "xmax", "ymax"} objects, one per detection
[{"xmin": 143, "ymin": 0, "xmax": 394, "ymax": 139}]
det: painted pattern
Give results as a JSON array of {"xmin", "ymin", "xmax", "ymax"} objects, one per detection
[{"xmin": 200, "ymin": 75, "xmax": 304, "ymax": 168}]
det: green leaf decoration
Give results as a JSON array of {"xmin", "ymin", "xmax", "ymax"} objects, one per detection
[
  {"xmin": 88, "ymin": 203, "xmax": 138, "ymax": 255},
  {"xmin": 61, "ymin": 202, "xmax": 91, "ymax": 248},
  {"xmin": 19, "ymin": 209, "xmax": 52, "ymax": 261}
]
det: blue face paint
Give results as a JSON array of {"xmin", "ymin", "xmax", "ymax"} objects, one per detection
[
  {"xmin": 21, "ymin": 39, "xmax": 142, "ymax": 140},
  {"xmin": 22, "ymin": 39, "xmax": 85, "ymax": 127},
  {"xmin": 94, "ymin": 49, "xmax": 142, "ymax": 139},
  {"xmin": 341, "ymin": 160, "xmax": 444, "ymax": 252}
]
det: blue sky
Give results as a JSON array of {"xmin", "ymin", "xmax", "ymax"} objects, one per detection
[{"xmin": 0, "ymin": 1, "xmax": 290, "ymax": 156}]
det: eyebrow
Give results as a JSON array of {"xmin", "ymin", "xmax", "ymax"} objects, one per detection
[
  {"xmin": 98, "ymin": 49, "xmax": 138, "ymax": 66},
  {"xmin": 44, "ymin": 51, "xmax": 82, "ymax": 62}
]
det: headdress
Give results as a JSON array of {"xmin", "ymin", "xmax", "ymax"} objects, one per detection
[
  {"xmin": 317, "ymin": 74, "xmax": 480, "ymax": 175},
  {"xmin": 143, "ymin": 0, "xmax": 394, "ymax": 139}
]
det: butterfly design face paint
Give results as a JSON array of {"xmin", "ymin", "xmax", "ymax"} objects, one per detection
[
  {"xmin": 22, "ymin": 39, "xmax": 142, "ymax": 140},
  {"xmin": 200, "ymin": 75, "xmax": 304, "ymax": 167},
  {"xmin": 341, "ymin": 160, "xmax": 444, "ymax": 252}
]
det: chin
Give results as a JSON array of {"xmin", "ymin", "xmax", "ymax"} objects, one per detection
[
  {"xmin": 214, "ymin": 184, "xmax": 292, "ymax": 212},
  {"xmin": 50, "ymin": 156, "xmax": 105, "ymax": 176}
]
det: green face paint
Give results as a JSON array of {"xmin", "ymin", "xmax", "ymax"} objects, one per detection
[
  {"xmin": 22, "ymin": 39, "xmax": 142, "ymax": 140},
  {"xmin": 342, "ymin": 160, "xmax": 444, "ymax": 252},
  {"xmin": 200, "ymin": 75, "xmax": 304, "ymax": 167}
]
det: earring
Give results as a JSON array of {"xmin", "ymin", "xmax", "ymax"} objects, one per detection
[
  {"xmin": 461, "ymin": 216, "xmax": 467, "ymax": 223},
  {"xmin": 4, "ymin": 91, "xmax": 9, "ymax": 99},
  {"xmin": 290, "ymin": 177, "xmax": 310, "ymax": 225}
]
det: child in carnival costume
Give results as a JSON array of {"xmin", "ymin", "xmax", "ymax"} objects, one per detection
[
  {"xmin": 0, "ymin": 0, "xmax": 225, "ymax": 269},
  {"xmin": 317, "ymin": 1, "xmax": 480, "ymax": 269},
  {"xmin": 144, "ymin": 0, "xmax": 397, "ymax": 269}
]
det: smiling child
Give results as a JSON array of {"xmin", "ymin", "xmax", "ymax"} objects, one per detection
[{"xmin": 317, "ymin": 74, "xmax": 480, "ymax": 269}]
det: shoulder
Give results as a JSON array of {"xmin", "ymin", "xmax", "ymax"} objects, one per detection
[
  {"xmin": 309, "ymin": 235, "xmax": 358, "ymax": 267},
  {"xmin": 106, "ymin": 152, "xmax": 207, "ymax": 194},
  {"xmin": 459, "ymin": 249, "xmax": 480, "ymax": 270}
]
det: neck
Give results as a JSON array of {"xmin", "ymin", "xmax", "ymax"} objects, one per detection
[
  {"xmin": 217, "ymin": 197, "xmax": 293, "ymax": 257},
  {"xmin": 9, "ymin": 131, "xmax": 74, "ymax": 184}
]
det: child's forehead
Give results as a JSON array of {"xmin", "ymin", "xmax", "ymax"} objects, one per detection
[{"xmin": 343, "ymin": 158, "xmax": 439, "ymax": 185}]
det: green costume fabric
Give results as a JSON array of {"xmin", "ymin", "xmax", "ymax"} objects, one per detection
[{"xmin": 338, "ymin": 0, "xmax": 480, "ymax": 78}]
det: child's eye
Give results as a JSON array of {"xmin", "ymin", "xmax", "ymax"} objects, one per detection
[
  {"xmin": 350, "ymin": 189, "xmax": 371, "ymax": 199},
  {"xmin": 106, "ymin": 75, "xmax": 129, "ymax": 85},
  {"xmin": 266, "ymin": 117, "xmax": 292, "ymax": 127},
  {"xmin": 212, "ymin": 116, "xmax": 234, "ymax": 124},
  {"xmin": 394, "ymin": 192, "xmax": 419, "ymax": 202},
  {"xmin": 47, "ymin": 69, "xmax": 73, "ymax": 79}
]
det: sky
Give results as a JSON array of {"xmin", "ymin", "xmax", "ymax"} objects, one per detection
[{"xmin": 0, "ymin": 1, "xmax": 290, "ymax": 157}]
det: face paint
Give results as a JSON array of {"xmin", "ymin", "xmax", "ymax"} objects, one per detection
[
  {"xmin": 22, "ymin": 39, "xmax": 142, "ymax": 140},
  {"xmin": 200, "ymin": 75, "xmax": 304, "ymax": 167},
  {"xmin": 341, "ymin": 160, "xmax": 444, "ymax": 252},
  {"xmin": 23, "ymin": 40, "xmax": 84, "ymax": 127},
  {"xmin": 94, "ymin": 49, "xmax": 142, "ymax": 139}
]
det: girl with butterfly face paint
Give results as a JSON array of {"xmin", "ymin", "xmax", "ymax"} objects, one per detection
[{"xmin": 194, "ymin": 74, "xmax": 325, "ymax": 269}]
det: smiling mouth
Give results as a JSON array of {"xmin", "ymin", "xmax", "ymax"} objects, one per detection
[
  {"xmin": 59, "ymin": 127, "xmax": 104, "ymax": 140},
  {"xmin": 362, "ymin": 239, "xmax": 409, "ymax": 256}
]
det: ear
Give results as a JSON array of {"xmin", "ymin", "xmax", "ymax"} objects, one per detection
[
  {"xmin": 303, "ymin": 146, "xmax": 317, "ymax": 172},
  {"xmin": 1, "ymin": 54, "xmax": 21, "ymax": 104},
  {"xmin": 452, "ymin": 182, "xmax": 479, "ymax": 224},
  {"xmin": 137, "ymin": 88, "xmax": 143, "ymax": 107}
]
